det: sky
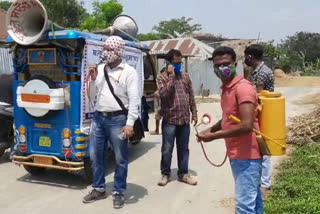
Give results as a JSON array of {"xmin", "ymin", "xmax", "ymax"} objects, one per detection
[
  {"xmin": 82, "ymin": 0, "xmax": 320, "ymax": 43},
  {"xmin": 1, "ymin": 0, "xmax": 316, "ymax": 42}
]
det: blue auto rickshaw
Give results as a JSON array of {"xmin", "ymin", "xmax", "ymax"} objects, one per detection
[{"xmin": 5, "ymin": 0, "xmax": 156, "ymax": 181}]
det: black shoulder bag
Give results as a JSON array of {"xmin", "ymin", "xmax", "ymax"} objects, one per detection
[{"xmin": 104, "ymin": 67, "xmax": 145, "ymax": 142}]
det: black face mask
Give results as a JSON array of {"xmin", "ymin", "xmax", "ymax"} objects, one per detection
[{"xmin": 244, "ymin": 55, "xmax": 252, "ymax": 66}]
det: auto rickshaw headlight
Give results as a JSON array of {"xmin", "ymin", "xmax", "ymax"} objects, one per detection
[
  {"xmin": 63, "ymin": 138, "xmax": 71, "ymax": 147},
  {"xmin": 19, "ymin": 126, "xmax": 26, "ymax": 135},
  {"xmin": 19, "ymin": 134, "xmax": 26, "ymax": 143}
]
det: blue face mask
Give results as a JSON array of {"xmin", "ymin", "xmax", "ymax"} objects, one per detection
[{"xmin": 172, "ymin": 63, "xmax": 182, "ymax": 74}]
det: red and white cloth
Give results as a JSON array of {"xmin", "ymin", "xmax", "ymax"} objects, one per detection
[{"xmin": 103, "ymin": 36, "xmax": 125, "ymax": 63}]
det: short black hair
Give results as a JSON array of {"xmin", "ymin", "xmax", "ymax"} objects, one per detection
[
  {"xmin": 211, "ymin": 46, "xmax": 237, "ymax": 62},
  {"xmin": 244, "ymin": 44, "xmax": 264, "ymax": 60},
  {"xmin": 166, "ymin": 49, "xmax": 182, "ymax": 62}
]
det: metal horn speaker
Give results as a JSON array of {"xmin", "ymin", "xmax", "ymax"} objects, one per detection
[
  {"xmin": 95, "ymin": 15, "xmax": 139, "ymax": 40},
  {"xmin": 112, "ymin": 15, "xmax": 138, "ymax": 38},
  {"xmin": 6, "ymin": 0, "xmax": 62, "ymax": 45}
]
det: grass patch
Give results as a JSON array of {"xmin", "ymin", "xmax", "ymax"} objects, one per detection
[{"xmin": 265, "ymin": 144, "xmax": 320, "ymax": 214}]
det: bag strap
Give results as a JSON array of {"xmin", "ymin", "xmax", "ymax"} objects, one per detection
[{"xmin": 103, "ymin": 65, "xmax": 127, "ymax": 112}]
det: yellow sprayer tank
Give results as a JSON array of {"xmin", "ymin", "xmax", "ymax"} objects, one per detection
[{"xmin": 259, "ymin": 91, "xmax": 286, "ymax": 156}]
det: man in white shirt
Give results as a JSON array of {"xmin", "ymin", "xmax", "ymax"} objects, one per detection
[{"xmin": 83, "ymin": 36, "xmax": 140, "ymax": 209}]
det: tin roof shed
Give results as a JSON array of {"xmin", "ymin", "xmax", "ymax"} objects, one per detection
[{"xmin": 144, "ymin": 37, "xmax": 214, "ymax": 60}]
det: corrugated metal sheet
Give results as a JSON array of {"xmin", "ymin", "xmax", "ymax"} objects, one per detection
[
  {"xmin": 0, "ymin": 48, "xmax": 13, "ymax": 75},
  {"xmin": 188, "ymin": 60, "xmax": 221, "ymax": 95},
  {"xmin": 188, "ymin": 59, "xmax": 244, "ymax": 95},
  {"xmin": 145, "ymin": 37, "xmax": 249, "ymax": 95},
  {"xmin": 144, "ymin": 37, "xmax": 214, "ymax": 60}
]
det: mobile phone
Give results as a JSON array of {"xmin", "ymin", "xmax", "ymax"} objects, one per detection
[{"xmin": 165, "ymin": 60, "xmax": 170, "ymax": 69}]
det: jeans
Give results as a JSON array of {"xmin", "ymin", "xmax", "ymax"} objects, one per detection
[
  {"xmin": 161, "ymin": 121, "xmax": 190, "ymax": 177},
  {"xmin": 261, "ymin": 155, "xmax": 272, "ymax": 188},
  {"xmin": 230, "ymin": 159, "xmax": 263, "ymax": 214},
  {"xmin": 90, "ymin": 112, "xmax": 128, "ymax": 194}
]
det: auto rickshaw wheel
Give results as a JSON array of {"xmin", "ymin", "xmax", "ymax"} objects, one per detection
[
  {"xmin": 83, "ymin": 157, "xmax": 93, "ymax": 184},
  {"xmin": 23, "ymin": 165, "xmax": 45, "ymax": 175}
]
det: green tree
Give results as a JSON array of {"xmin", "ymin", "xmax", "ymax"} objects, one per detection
[
  {"xmin": 271, "ymin": 32, "xmax": 320, "ymax": 73},
  {"xmin": 284, "ymin": 32, "xmax": 320, "ymax": 63},
  {"xmin": 0, "ymin": 0, "xmax": 88, "ymax": 28},
  {"xmin": 0, "ymin": 1, "xmax": 11, "ymax": 10},
  {"xmin": 137, "ymin": 33, "xmax": 160, "ymax": 41},
  {"xmin": 152, "ymin": 16, "xmax": 202, "ymax": 38},
  {"xmin": 260, "ymin": 41, "xmax": 301, "ymax": 73},
  {"xmin": 41, "ymin": 0, "xmax": 88, "ymax": 28},
  {"xmin": 136, "ymin": 33, "xmax": 168, "ymax": 41},
  {"xmin": 261, "ymin": 32, "xmax": 320, "ymax": 74},
  {"xmin": 281, "ymin": 32, "xmax": 320, "ymax": 71},
  {"xmin": 261, "ymin": 41, "xmax": 280, "ymax": 60},
  {"xmin": 81, "ymin": 0, "xmax": 123, "ymax": 32}
]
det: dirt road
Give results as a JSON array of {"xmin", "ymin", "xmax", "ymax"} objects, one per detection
[
  {"xmin": 0, "ymin": 87, "xmax": 319, "ymax": 214},
  {"xmin": 275, "ymin": 75, "xmax": 320, "ymax": 87}
]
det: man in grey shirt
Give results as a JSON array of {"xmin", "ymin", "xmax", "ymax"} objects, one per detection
[
  {"xmin": 244, "ymin": 44, "xmax": 274, "ymax": 193},
  {"xmin": 245, "ymin": 44, "xmax": 274, "ymax": 92}
]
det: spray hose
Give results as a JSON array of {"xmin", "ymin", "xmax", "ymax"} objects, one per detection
[
  {"xmin": 194, "ymin": 126, "xmax": 228, "ymax": 167},
  {"xmin": 195, "ymin": 114, "xmax": 286, "ymax": 167}
]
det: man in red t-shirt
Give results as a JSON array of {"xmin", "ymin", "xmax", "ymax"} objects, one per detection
[{"xmin": 197, "ymin": 46, "xmax": 263, "ymax": 214}]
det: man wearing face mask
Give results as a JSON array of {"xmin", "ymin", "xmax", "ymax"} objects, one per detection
[
  {"xmin": 244, "ymin": 44, "xmax": 274, "ymax": 92},
  {"xmin": 157, "ymin": 49, "xmax": 198, "ymax": 186},
  {"xmin": 244, "ymin": 44, "xmax": 274, "ymax": 194},
  {"xmin": 197, "ymin": 46, "xmax": 263, "ymax": 214},
  {"xmin": 83, "ymin": 36, "xmax": 140, "ymax": 209}
]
